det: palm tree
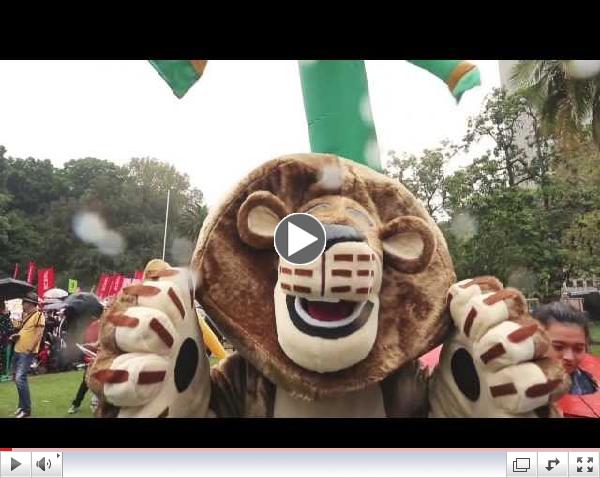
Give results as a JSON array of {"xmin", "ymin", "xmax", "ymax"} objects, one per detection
[{"xmin": 511, "ymin": 60, "xmax": 600, "ymax": 148}]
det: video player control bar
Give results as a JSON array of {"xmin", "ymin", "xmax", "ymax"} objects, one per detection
[
  {"xmin": 0, "ymin": 452, "xmax": 62, "ymax": 477},
  {"xmin": 508, "ymin": 452, "xmax": 599, "ymax": 477},
  {"xmin": 2, "ymin": 450, "xmax": 599, "ymax": 477}
]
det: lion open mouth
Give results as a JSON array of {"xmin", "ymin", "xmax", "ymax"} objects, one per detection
[
  {"xmin": 285, "ymin": 295, "xmax": 373, "ymax": 338},
  {"xmin": 295, "ymin": 298, "xmax": 368, "ymax": 328}
]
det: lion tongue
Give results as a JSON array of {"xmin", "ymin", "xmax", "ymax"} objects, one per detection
[{"xmin": 306, "ymin": 300, "xmax": 355, "ymax": 321}]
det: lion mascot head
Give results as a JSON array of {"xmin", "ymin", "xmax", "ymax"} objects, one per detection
[{"xmin": 192, "ymin": 153, "xmax": 456, "ymax": 400}]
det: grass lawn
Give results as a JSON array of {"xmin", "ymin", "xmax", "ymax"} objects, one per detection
[
  {"xmin": 0, "ymin": 356, "xmax": 223, "ymax": 418},
  {"xmin": 0, "ymin": 369, "xmax": 94, "ymax": 418},
  {"xmin": 591, "ymin": 322, "xmax": 600, "ymax": 356}
]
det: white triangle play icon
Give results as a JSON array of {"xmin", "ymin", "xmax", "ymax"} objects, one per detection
[{"xmin": 288, "ymin": 221, "xmax": 318, "ymax": 256}]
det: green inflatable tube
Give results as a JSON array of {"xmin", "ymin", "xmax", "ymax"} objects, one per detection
[
  {"xmin": 298, "ymin": 60, "xmax": 380, "ymax": 170},
  {"xmin": 297, "ymin": 60, "xmax": 480, "ymax": 171}
]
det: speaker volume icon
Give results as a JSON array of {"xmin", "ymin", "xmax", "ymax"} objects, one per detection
[{"xmin": 36, "ymin": 457, "xmax": 52, "ymax": 471}]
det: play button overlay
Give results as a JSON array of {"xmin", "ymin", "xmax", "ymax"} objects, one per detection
[
  {"xmin": 274, "ymin": 213, "xmax": 326, "ymax": 265},
  {"xmin": 11, "ymin": 458, "xmax": 21, "ymax": 471},
  {"xmin": 288, "ymin": 222, "xmax": 318, "ymax": 256}
]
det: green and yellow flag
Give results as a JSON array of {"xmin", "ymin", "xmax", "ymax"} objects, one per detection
[
  {"xmin": 68, "ymin": 279, "xmax": 78, "ymax": 294},
  {"xmin": 149, "ymin": 60, "xmax": 207, "ymax": 98},
  {"xmin": 408, "ymin": 60, "xmax": 481, "ymax": 103}
]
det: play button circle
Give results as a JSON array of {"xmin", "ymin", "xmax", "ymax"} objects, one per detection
[{"xmin": 274, "ymin": 213, "xmax": 326, "ymax": 265}]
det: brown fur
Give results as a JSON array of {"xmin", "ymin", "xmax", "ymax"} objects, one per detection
[
  {"xmin": 192, "ymin": 153, "xmax": 456, "ymax": 400},
  {"xmin": 209, "ymin": 352, "xmax": 276, "ymax": 417}
]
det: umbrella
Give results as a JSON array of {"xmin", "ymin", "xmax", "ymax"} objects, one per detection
[
  {"xmin": 43, "ymin": 288, "xmax": 68, "ymax": 300},
  {"xmin": 52, "ymin": 293, "xmax": 104, "ymax": 347},
  {"xmin": 63, "ymin": 292, "xmax": 104, "ymax": 318},
  {"xmin": 42, "ymin": 288, "xmax": 69, "ymax": 311},
  {"xmin": 0, "ymin": 278, "xmax": 35, "ymax": 301}
]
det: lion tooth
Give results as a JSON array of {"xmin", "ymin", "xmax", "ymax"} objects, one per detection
[{"xmin": 307, "ymin": 297, "xmax": 340, "ymax": 303}]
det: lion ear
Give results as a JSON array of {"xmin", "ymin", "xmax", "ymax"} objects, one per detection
[
  {"xmin": 380, "ymin": 216, "xmax": 436, "ymax": 273},
  {"xmin": 237, "ymin": 191, "xmax": 290, "ymax": 249}
]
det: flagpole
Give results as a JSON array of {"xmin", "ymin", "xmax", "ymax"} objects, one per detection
[{"xmin": 162, "ymin": 189, "xmax": 171, "ymax": 261}]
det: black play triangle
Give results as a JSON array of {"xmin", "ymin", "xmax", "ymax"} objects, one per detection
[{"xmin": 10, "ymin": 457, "xmax": 21, "ymax": 471}]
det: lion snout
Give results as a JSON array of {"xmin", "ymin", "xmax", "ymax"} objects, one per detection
[{"xmin": 278, "ymin": 241, "xmax": 380, "ymax": 301}]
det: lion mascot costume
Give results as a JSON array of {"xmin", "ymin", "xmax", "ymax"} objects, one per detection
[{"xmin": 88, "ymin": 153, "xmax": 568, "ymax": 418}]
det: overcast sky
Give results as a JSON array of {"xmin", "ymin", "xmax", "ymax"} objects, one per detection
[{"xmin": 0, "ymin": 60, "xmax": 501, "ymax": 206}]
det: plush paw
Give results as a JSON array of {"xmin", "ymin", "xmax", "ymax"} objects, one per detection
[
  {"xmin": 429, "ymin": 277, "xmax": 569, "ymax": 417},
  {"xmin": 88, "ymin": 265, "xmax": 211, "ymax": 417}
]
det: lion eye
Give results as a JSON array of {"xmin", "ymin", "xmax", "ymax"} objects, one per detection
[
  {"xmin": 347, "ymin": 208, "xmax": 374, "ymax": 228},
  {"xmin": 305, "ymin": 204, "xmax": 330, "ymax": 214}
]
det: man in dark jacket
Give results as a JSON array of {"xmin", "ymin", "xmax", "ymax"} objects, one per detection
[{"xmin": 0, "ymin": 300, "xmax": 14, "ymax": 381}]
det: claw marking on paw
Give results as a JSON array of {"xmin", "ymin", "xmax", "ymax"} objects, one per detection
[
  {"xmin": 459, "ymin": 276, "xmax": 502, "ymax": 292},
  {"xmin": 149, "ymin": 269, "xmax": 180, "ymax": 279},
  {"xmin": 480, "ymin": 343, "xmax": 506, "ymax": 364},
  {"xmin": 508, "ymin": 324, "xmax": 538, "ymax": 343},
  {"xmin": 149, "ymin": 318, "xmax": 174, "ymax": 347},
  {"xmin": 459, "ymin": 280, "xmax": 478, "ymax": 289},
  {"xmin": 107, "ymin": 314, "xmax": 139, "ymax": 328},
  {"xmin": 158, "ymin": 407, "xmax": 169, "ymax": 418},
  {"xmin": 93, "ymin": 369, "xmax": 129, "ymax": 384},
  {"xmin": 123, "ymin": 285, "xmax": 161, "ymax": 297},
  {"xmin": 489, "ymin": 382, "xmax": 518, "ymax": 397},
  {"xmin": 459, "ymin": 277, "xmax": 503, "ymax": 291},
  {"xmin": 483, "ymin": 289, "xmax": 518, "ymax": 306},
  {"xmin": 525, "ymin": 379, "xmax": 562, "ymax": 398},
  {"xmin": 168, "ymin": 288, "xmax": 186, "ymax": 319},
  {"xmin": 464, "ymin": 308, "xmax": 477, "ymax": 337},
  {"xmin": 138, "ymin": 371, "xmax": 166, "ymax": 385}
]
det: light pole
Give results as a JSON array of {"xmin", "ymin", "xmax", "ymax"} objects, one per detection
[{"xmin": 162, "ymin": 188, "xmax": 171, "ymax": 261}]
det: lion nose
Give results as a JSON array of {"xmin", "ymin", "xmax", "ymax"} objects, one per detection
[{"xmin": 323, "ymin": 224, "xmax": 365, "ymax": 252}]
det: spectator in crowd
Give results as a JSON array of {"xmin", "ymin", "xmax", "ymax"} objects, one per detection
[
  {"xmin": 534, "ymin": 302, "xmax": 598, "ymax": 395},
  {"xmin": 47, "ymin": 293, "xmax": 104, "ymax": 414},
  {"xmin": 10, "ymin": 291, "xmax": 45, "ymax": 418},
  {"xmin": 0, "ymin": 300, "xmax": 14, "ymax": 381},
  {"xmin": 68, "ymin": 317, "xmax": 100, "ymax": 414}
]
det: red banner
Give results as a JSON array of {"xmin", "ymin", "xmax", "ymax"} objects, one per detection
[
  {"xmin": 108, "ymin": 274, "xmax": 125, "ymax": 297},
  {"xmin": 26, "ymin": 261, "xmax": 36, "ymax": 284},
  {"xmin": 12, "ymin": 263, "xmax": 20, "ymax": 280},
  {"xmin": 37, "ymin": 268, "xmax": 55, "ymax": 298},
  {"xmin": 96, "ymin": 274, "xmax": 111, "ymax": 299}
]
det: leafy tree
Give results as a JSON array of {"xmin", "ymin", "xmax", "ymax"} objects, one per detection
[
  {"xmin": 511, "ymin": 60, "xmax": 600, "ymax": 147},
  {"xmin": 0, "ymin": 149, "xmax": 209, "ymax": 290},
  {"xmin": 385, "ymin": 87, "xmax": 600, "ymax": 300},
  {"xmin": 385, "ymin": 144, "xmax": 454, "ymax": 221}
]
